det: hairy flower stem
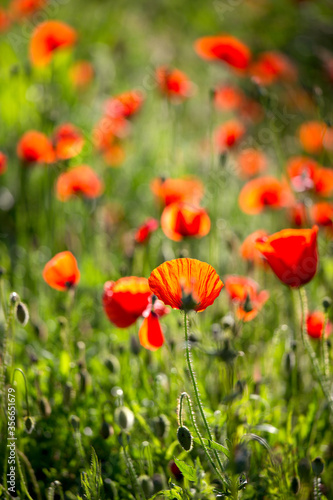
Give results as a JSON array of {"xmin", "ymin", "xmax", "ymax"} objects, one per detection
[
  {"xmin": 184, "ymin": 313, "xmax": 225, "ymax": 476},
  {"xmin": 321, "ymin": 310, "xmax": 330, "ymax": 379}
]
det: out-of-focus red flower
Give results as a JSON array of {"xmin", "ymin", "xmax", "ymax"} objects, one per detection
[
  {"xmin": 103, "ymin": 277, "xmax": 151, "ymax": 328},
  {"xmin": 30, "ymin": 20, "xmax": 77, "ymax": 67},
  {"xmin": 236, "ymin": 148, "xmax": 267, "ymax": 178},
  {"xmin": 0, "ymin": 8, "xmax": 11, "ymax": 31},
  {"xmin": 53, "ymin": 123, "xmax": 84, "ymax": 160},
  {"xmin": 323, "ymin": 127, "xmax": 333, "ymax": 152},
  {"xmin": 17, "ymin": 130, "xmax": 55, "ymax": 164},
  {"xmin": 105, "ymin": 90, "xmax": 145, "ymax": 119},
  {"xmin": 93, "ymin": 116, "xmax": 129, "ymax": 152},
  {"xmin": 239, "ymin": 97, "xmax": 264, "ymax": 123},
  {"xmin": 240, "ymin": 229, "xmax": 269, "ymax": 266},
  {"xmin": 135, "ymin": 218, "xmax": 159, "ymax": 244},
  {"xmin": 156, "ymin": 66, "xmax": 195, "ymax": 101},
  {"xmin": 151, "ymin": 177, "xmax": 204, "ymax": 207},
  {"xmin": 298, "ymin": 121, "xmax": 327, "ymax": 154},
  {"xmin": 195, "ymin": 35, "xmax": 251, "ymax": 70},
  {"xmin": 148, "ymin": 258, "xmax": 223, "ymax": 312},
  {"xmin": 249, "ymin": 51, "xmax": 297, "ymax": 86},
  {"xmin": 56, "ymin": 165, "xmax": 104, "ymax": 201},
  {"xmin": 313, "ymin": 168, "xmax": 333, "ymax": 197},
  {"xmin": 43, "ymin": 251, "xmax": 80, "ymax": 291},
  {"xmin": 138, "ymin": 311, "xmax": 165, "ymax": 351},
  {"xmin": 225, "ymin": 275, "xmax": 269, "ymax": 321},
  {"xmin": 0, "ymin": 152, "xmax": 8, "ymax": 175},
  {"xmin": 215, "ymin": 119, "xmax": 245, "ymax": 152},
  {"xmin": 161, "ymin": 202, "xmax": 211, "ymax": 241},
  {"xmin": 288, "ymin": 202, "xmax": 307, "ymax": 227},
  {"xmin": 255, "ymin": 226, "xmax": 318, "ymax": 288},
  {"xmin": 142, "ymin": 296, "xmax": 169, "ymax": 319},
  {"xmin": 239, "ymin": 176, "xmax": 293, "ymax": 215},
  {"xmin": 310, "ymin": 202, "xmax": 333, "ymax": 234},
  {"xmin": 102, "ymin": 143, "xmax": 126, "ymax": 167},
  {"xmin": 307, "ymin": 311, "xmax": 331, "ymax": 339},
  {"xmin": 213, "ymin": 84, "xmax": 244, "ymax": 112},
  {"xmin": 69, "ymin": 60, "xmax": 94, "ymax": 89},
  {"xmin": 10, "ymin": 0, "xmax": 45, "ymax": 19},
  {"xmin": 286, "ymin": 156, "xmax": 319, "ymax": 192}
]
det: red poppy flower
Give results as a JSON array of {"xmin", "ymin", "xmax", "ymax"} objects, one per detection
[
  {"xmin": 142, "ymin": 296, "xmax": 169, "ymax": 319},
  {"xmin": 195, "ymin": 35, "xmax": 251, "ymax": 70},
  {"xmin": 105, "ymin": 90, "xmax": 145, "ymax": 118},
  {"xmin": 0, "ymin": 8, "xmax": 11, "ymax": 32},
  {"xmin": 10, "ymin": 0, "xmax": 45, "ymax": 19},
  {"xmin": 93, "ymin": 116, "xmax": 129, "ymax": 152},
  {"xmin": 286, "ymin": 156, "xmax": 319, "ymax": 192},
  {"xmin": 150, "ymin": 177, "xmax": 204, "ymax": 207},
  {"xmin": 310, "ymin": 202, "xmax": 333, "ymax": 233},
  {"xmin": 156, "ymin": 66, "xmax": 194, "ymax": 101},
  {"xmin": 213, "ymin": 84, "xmax": 244, "ymax": 112},
  {"xmin": 215, "ymin": 119, "xmax": 245, "ymax": 152},
  {"xmin": 239, "ymin": 176, "xmax": 293, "ymax": 215},
  {"xmin": 53, "ymin": 123, "xmax": 84, "ymax": 160},
  {"xmin": 138, "ymin": 311, "xmax": 165, "ymax": 351},
  {"xmin": 148, "ymin": 258, "xmax": 223, "ymax": 312},
  {"xmin": 102, "ymin": 143, "xmax": 126, "ymax": 167},
  {"xmin": 103, "ymin": 277, "xmax": 151, "ymax": 328},
  {"xmin": 239, "ymin": 97, "xmax": 264, "ymax": 124},
  {"xmin": 313, "ymin": 168, "xmax": 333, "ymax": 197},
  {"xmin": 288, "ymin": 202, "xmax": 307, "ymax": 227},
  {"xmin": 43, "ymin": 251, "xmax": 80, "ymax": 291},
  {"xmin": 17, "ymin": 130, "xmax": 55, "ymax": 164},
  {"xmin": 30, "ymin": 20, "xmax": 77, "ymax": 67},
  {"xmin": 161, "ymin": 202, "xmax": 211, "ymax": 241},
  {"xmin": 56, "ymin": 165, "xmax": 104, "ymax": 201},
  {"xmin": 255, "ymin": 226, "xmax": 318, "ymax": 288},
  {"xmin": 240, "ymin": 229, "xmax": 269, "ymax": 266},
  {"xmin": 298, "ymin": 121, "xmax": 327, "ymax": 154},
  {"xmin": 69, "ymin": 60, "xmax": 94, "ymax": 89},
  {"xmin": 135, "ymin": 218, "xmax": 159, "ymax": 244},
  {"xmin": 307, "ymin": 311, "xmax": 331, "ymax": 339},
  {"xmin": 236, "ymin": 148, "xmax": 267, "ymax": 179},
  {"xmin": 0, "ymin": 152, "xmax": 8, "ymax": 175},
  {"xmin": 249, "ymin": 51, "xmax": 297, "ymax": 86},
  {"xmin": 225, "ymin": 275, "xmax": 269, "ymax": 321}
]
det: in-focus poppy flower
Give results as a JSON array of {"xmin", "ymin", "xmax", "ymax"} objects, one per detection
[
  {"xmin": 249, "ymin": 51, "xmax": 297, "ymax": 86},
  {"xmin": 135, "ymin": 218, "xmax": 159, "ymax": 244},
  {"xmin": 306, "ymin": 311, "xmax": 331, "ymax": 339},
  {"xmin": 17, "ymin": 130, "xmax": 55, "ymax": 164},
  {"xmin": 161, "ymin": 202, "xmax": 211, "ymax": 241},
  {"xmin": 43, "ymin": 251, "xmax": 80, "ymax": 291},
  {"xmin": 286, "ymin": 156, "xmax": 319, "ymax": 192},
  {"xmin": 288, "ymin": 202, "xmax": 307, "ymax": 227},
  {"xmin": 236, "ymin": 148, "xmax": 267, "ymax": 179},
  {"xmin": 255, "ymin": 226, "xmax": 318, "ymax": 288},
  {"xmin": 56, "ymin": 165, "xmax": 104, "ymax": 201},
  {"xmin": 0, "ymin": 152, "xmax": 8, "ymax": 175},
  {"xmin": 103, "ymin": 277, "xmax": 151, "ymax": 328},
  {"xmin": 239, "ymin": 176, "xmax": 293, "ymax": 215},
  {"xmin": 10, "ymin": 0, "xmax": 45, "ymax": 19},
  {"xmin": 105, "ymin": 90, "xmax": 145, "ymax": 118},
  {"xmin": 30, "ymin": 20, "xmax": 77, "ymax": 67},
  {"xmin": 148, "ymin": 258, "xmax": 223, "ymax": 312},
  {"xmin": 0, "ymin": 8, "xmax": 11, "ymax": 32},
  {"xmin": 215, "ymin": 119, "xmax": 245, "ymax": 152},
  {"xmin": 138, "ymin": 311, "xmax": 164, "ymax": 351},
  {"xmin": 151, "ymin": 176, "xmax": 204, "ymax": 207},
  {"xmin": 213, "ymin": 84, "xmax": 244, "ymax": 112},
  {"xmin": 195, "ymin": 35, "xmax": 251, "ymax": 70},
  {"xmin": 69, "ymin": 60, "xmax": 94, "ymax": 89},
  {"xmin": 310, "ymin": 203, "xmax": 333, "ymax": 234},
  {"xmin": 156, "ymin": 66, "xmax": 194, "ymax": 101},
  {"xmin": 240, "ymin": 229, "xmax": 269, "ymax": 266},
  {"xmin": 53, "ymin": 123, "xmax": 85, "ymax": 160},
  {"xmin": 298, "ymin": 121, "xmax": 327, "ymax": 154},
  {"xmin": 225, "ymin": 275, "xmax": 269, "ymax": 321}
]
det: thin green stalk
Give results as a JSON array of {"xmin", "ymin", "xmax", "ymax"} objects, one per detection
[
  {"xmin": 16, "ymin": 451, "xmax": 34, "ymax": 500},
  {"xmin": 12, "ymin": 368, "xmax": 30, "ymax": 417},
  {"xmin": 122, "ymin": 436, "xmax": 145, "ymax": 500},
  {"xmin": 321, "ymin": 310, "xmax": 330, "ymax": 379}
]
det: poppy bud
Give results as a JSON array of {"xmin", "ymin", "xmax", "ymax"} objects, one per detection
[
  {"xmin": 243, "ymin": 293, "xmax": 253, "ymax": 313},
  {"xmin": 115, "ymin": 406, "xmax": 135, "ymax": 431},
  {"xmin": 100, "ymin": 419, "xmax": 114, "ymax": 439},
  {"xmin": 221, "ymin": 314, "xmax": 235, "ymax": 330},
  {"xmin": 130, "ymin": 335, "xmax": 141, "ymax": 355},
  {"xmin": 70, "ymin": 415, "xmax": 80, "ymax": 431},
  {"xmin": 298, "ymin": 458, "xmax": 311, "ymax": 481},
  {"xmin": 152, "ymin": 414, "xmax": 170, "ymax": 439},
  {"xmin": 10, "ymin": 292, "xmax": 20, "ymax": 304},
  {"xmin": 153, "ymin": 473, "xmax": 166, "ymax": 493},
  {"xmin": 104, "ymin": 354, "xmax": 120, "ymax": 374},
  {"xmin": 219, "ymin": 339, "xmax": 238, "ymax": 363},
  {"xmin": 311, "ymin": 457, "xmax": 324, "ymax": 475},
  {"xmin": 290, "ymin": 476, "xmax": 300, "ymax": 494},
  {"xmin": 283, "ymin": 351, "xmax": 295, "ymax": 375},
  {"xmin": 15, "ymin": 302, "xmax": 29, "ymax": 326},
  {"xmin": 63, "ymin": 381, "xmax": 74, "ymax": 407},
  {"xmin": 24, "ymin": 416, "xmax": 35, "ymax": 434},
  {"xmin": 177, "ymin": 425, "xmax": 193, "ymax": 452},
  {"xmin": 0, "ymin": 267, "xmax": 6, "ymax": 277},
  {"xmin": 233, "ymin": 443, "xmax": 250, "ymax": 474},
  {"xmin": 138, "ymin": 475, "xmax": 154, "ymax": 497},
  {"xmin": 212, "ymin": 323, "xmax": 221, "ymax": 337},
  {"xmin": 322, "ymin": 297, "xmax": 332, "ymax": 311},
  {"xmin": 79, "ymin": 369, "xmax": 90, "ymax": 394},
  {"xmin": 39, "ymin": 396, "xmax": 51, "ymax": 418}
]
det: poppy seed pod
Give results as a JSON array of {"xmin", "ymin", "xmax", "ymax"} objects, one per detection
[
  {"xmin": 152, "ymin": 414, "xmax": 170, "ymax": 439},
  {"xmin": 69, "ymin": 414, "xmax": 80, "ymax": 431},
  {"xmin": 104, "ymin": 354, "xmax": 120, "ymax": 374},
  {"xmin": 290, "ymin": 476, "xmax": 300, "ymax": 495},
  {"xmin": 311, "ymin": 457, "xmax": 324, "ymax": 475},
  {"xmin": 323, "ymin": 296, "xmax": 332, "ymax": 311},
  {"xmin": 177, "ymin": 425, "xmax": 193, "ymax": 452},
  {"xmin": 138, "ymin": 475, "xmax": 154, "ymax": 497},
  {"xmin": 24, "ymin": 416, "xmax": 35, "ymax": 434},
  {"xmin": 100, "ymin": 419, "xmax": 114, "ymax": 440},
  {"xmin": 38, "ymin": 396, "xmax": 51, "ymax": 418},
  {"xmin": 10, "ymin": 292, "xmax": 20, "ymax": 304},
  {"xmin": 15, "ymin": 302, "xmax": 29, "ymax": 327},
  {"xmin": 115, "ymin": 406, "xmax": 135, "ymax": 431},
  {"xmin": 152, "ymin": 473, "xmax": 166, "ymax": 493}
]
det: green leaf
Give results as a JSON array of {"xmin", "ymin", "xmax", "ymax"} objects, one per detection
[
  {"xmin": 174, "ymin": 458, "xmax": 197, "ymax": 482},
  {"xmin": 192, "ymin": 437, "xmax": 230, "ymax": 459}
]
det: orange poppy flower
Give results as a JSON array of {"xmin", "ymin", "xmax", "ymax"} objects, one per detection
[
  {"xmin": 43, "ymin": 251, "xmax": 80, "ymax": 291},
  {"xmin": 213, "ymin": 84, "xmax": 244, "ymax": 112},
  {"xmin": 249, "ymin": 51, "xmax": 297, "ymax": 86},
  {"xmin": 288, "ymin": 202, "xmax": 307, "ymax": 227},
  {"xmin": 240, "ymin": 229, "xmax": 269, "ymax": 266},
  {"xmin": 0, "ymin": 152, "xmax": 8, "ymax": 175},
  {"xmin": 103, "ymin": 277, "xmax": 151, "ymax": 328},
  {"xmin": 323, "ymin": 127, "xmax": 333, "ymax": 151},
  {"xmin": 156, "ymin": 66, "xmax": 194, "ymax": 101},
  {"xmin": 313, "ymin": 168, "xmax": 333, "ymax": 197},
  {"xmin": 239, "ymin": 176, "xmax": 293, "ymax": 215},
  {"xmin": 215, "ymin": 119, "xmax": 245, "ymax": 152},
  {"xmin": 138, "ymin": 311, "xmax": 165, "ymax": 351},
  {"xmin": 135, "ymin": 218, "xmax": 159, "ymax": 244},
  {"xmin": 307, "ymin": 311, "xmax": 331, "ymax": 339},
  {"xmin": 150, "ymin": 177, "xmax": 204, "ymax": 207},
  {"xmin": 0, "ymin": 8, "xmax": 11, "ymax": 32},
  {"xmin": 255, "ymin": 226, "xmax": 318, "ymax": 288},
  {"xmin": 225, "ymin": 275, "xmax": 269, "ymax": 321},
  {"xmin": 148, "ymin": 258, "xmax": 223, "ymax": 312},
  {"xmin": 102, "ymin": 143, "xmax": 126, "ymax": 167},
  {"xmin": 195, "ymin": 35, "xmax": 251, "ymax": 70},
  {"xmin": 310, "ymin": 202, "xmax": 333, "ymax": 233},
  {"xmin": 69, "ymin": 60, "xmax": 94, "ymax": 89},
  {"xmin": 56, "ymin": 165, "xmax": 104, "ymax": 201},
  {"xmin": 161, "ymin": 202, "xmax": 211, "ymax": 241},
  {"xmin": 17, "ymin": 130, "xmax": 55, "ymax": 164},
  {"xmin": 30, "ymin": 20, "xmax": 77, "ymax": 67},
  {"xmin": 236, "ymin": 148, "xmax": 267, "ymax": 179},
  {"xmin": 298, "ymin": 121, "xmax": 327, "ymax": 154},
  {"xmin": 105, "ymin": 90, "xmax": 145, "ymax": 118},
  {"xmin": 10, "ymin": 0, "xmax": 45, "ymax": 19},
  {"xmin": 53, "ymin": 123, "xmax": 84, "ymax": 160},
  {"xmin": 93, "ymin": 116, "xmax": 129, "ymax": 152}
]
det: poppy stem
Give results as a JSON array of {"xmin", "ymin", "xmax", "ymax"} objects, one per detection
[
  {"xmin": 321, "ymin": 310, "xmax": 330, "ymax": 379},
  {"xmin": 183, "ymin": 312, "xmax": 225, "ymax": 476}
]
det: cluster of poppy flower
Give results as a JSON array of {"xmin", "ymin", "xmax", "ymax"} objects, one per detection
[{"xmin": 0, "ymin": 0, "xmax": 45, "ymax": 31}]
